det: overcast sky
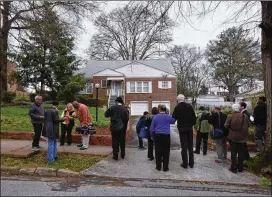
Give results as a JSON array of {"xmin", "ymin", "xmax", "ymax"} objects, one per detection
[{"xmin": 73, "ymin": 1, "xmax": 261, "ymax": 60}]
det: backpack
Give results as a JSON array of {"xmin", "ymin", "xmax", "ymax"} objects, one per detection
[{"xmin": 199, "ymin": 112, "xmax": 212, "ymax": 133}]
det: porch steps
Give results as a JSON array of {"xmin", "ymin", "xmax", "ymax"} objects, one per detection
[{"xmin": 108, "ymin": 95, "xmax": 117, "ymax": 108}]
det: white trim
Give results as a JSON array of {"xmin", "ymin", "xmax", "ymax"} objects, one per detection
[
  {"xmin": 107, "ymin": 77, "xmax": 124, "ymax": 81},
  {"xmin": 124, "ymin": 76, "xmax": 176, "ymax": 78},
  {"xmin": 101, "ymin": 79, "xmax": 107, "ymax": 88}
]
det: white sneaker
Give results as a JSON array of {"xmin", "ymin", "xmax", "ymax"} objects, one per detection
[{"xmin": 32, "ymin": 147, "xmax": 39, "ymax": 152}]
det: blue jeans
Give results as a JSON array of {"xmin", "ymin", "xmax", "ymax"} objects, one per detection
[{"xmin": 47, "ymin": 138, "xmax": 57, "ymax": 162}]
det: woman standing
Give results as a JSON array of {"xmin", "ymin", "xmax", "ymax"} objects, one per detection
[
  {"xmin": 146, "ymin": 107, "xmax": 159, "ymax": 160},
  {"xmin": 60, "ymin": 103, "xmax": 75, "ymax": 146},
  {"xmin": 224, "ymin": 104, "xmax": 250, "ymax": 173}
]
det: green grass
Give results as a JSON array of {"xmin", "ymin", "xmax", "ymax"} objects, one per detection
[
  {"xmin": 1, "ymin": 105, "xmax": 109, "ymax": 131},
  {"xmin": 1, "ymin": 152, "xmax": 106, "ymax": 172}
]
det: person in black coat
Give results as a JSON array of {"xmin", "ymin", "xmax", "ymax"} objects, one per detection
[
  {"xmin": 146, "ymin": 107, "xmax": 159, "ymax": 160},
  {"xmin": 239, "ymin": 102, "xmax": 251, "ymax": 160},
  {"xmin": 208, "ymin": 107, "xmax": 228, "ymax": 163},
  {"xmin": 44, "ymin": 101, "xmax": 66, "ymax": 163},
  {"xmin": 105, "ymin": 97, "xmax": 129, "ymax": 160},
  {"xmin": 253, "ymin": 96, "xmax": 267, "ymax": 152},
  {"xmin": 172, "ymin": 94, "xmax": 196, "ymax": 169}
]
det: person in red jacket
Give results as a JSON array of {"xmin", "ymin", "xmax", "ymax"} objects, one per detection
[{"xmin": 72, "ymin": 101, "xmax": 93, "ymax": 150}]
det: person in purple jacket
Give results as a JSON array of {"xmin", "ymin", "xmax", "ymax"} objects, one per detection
[{"xmin": 150, "ymin": 105, "xmax": 176, "ymax": 172}]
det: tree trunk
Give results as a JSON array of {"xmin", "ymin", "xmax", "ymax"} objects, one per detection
[
  {"xmin": 0, "ymin": 2, "xmax": 11, "ymax": 92},
  {"xmin": 260, "ymin": 1, "xmax": 272, "ymax": 167},
  {"xmin": 227, "ymin": 86, "xmax": 234, "ymax": 102}
]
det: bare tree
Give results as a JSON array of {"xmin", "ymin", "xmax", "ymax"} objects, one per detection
[
  {"xmin": 87, "ymin": 2, "xmax": 175, "ymax": 60},
  {"xmin": 0, "ymin": 1, "xmax": 99, "ymax": 92},
  {"xmin": 167, "ymin": 44, "xmax": 209, "ymax": 108}
]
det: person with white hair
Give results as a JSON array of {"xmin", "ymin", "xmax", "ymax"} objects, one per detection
[
  {"xmin": 29, "ymin": 95, "xmax": 45, "ymax": 152},
  {"xmin": 224, "ymin": 103, "xmax": 250, "ymax": 173},
  {"xmin": 172, "ymin": 94, "xmax": 196, "ymax": 169}
]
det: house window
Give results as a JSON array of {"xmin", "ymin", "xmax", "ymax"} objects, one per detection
[
  {"xmin": 129, "ymin": 82, "xmax": 150, "ymax": 93},
  {"xmin": 101, "ymin": 79, "xmax": 107, "ymax": 88},
  {"xmin": 158, "ymin": 81, "xmax": 172, "ymax": 89}
]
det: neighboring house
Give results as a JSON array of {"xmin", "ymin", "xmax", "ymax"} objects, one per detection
[
  {"xmin": 208, "ymin": 86, "xmax": 229, "ymax": 96},
  {"xmin": 186, "ymin": 95, "xmax": 227, "ymax": 108},
  {"xmin": 76, "ymin": 59, "xmax": 177, "ymax": 116},
  {"xmin": 7, "ymin": 61, "xmax": 18, "ymax": 92}
]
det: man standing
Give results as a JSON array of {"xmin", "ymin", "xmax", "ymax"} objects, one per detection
[
  {"xmin": 253, "ymin": 96, "xmax": 267, "ymax": 152},
  {"xmin": 239, "ymin": 102, "xmax": 251, "ymax": 160},
  {"xmin": 172, "ymin": 94, "xmax": 196, "ymax": 169},
  {"xmin": 194, "ymin": 106, "xmax": 212, "ymax": 155},
  {"xmin": 208, "ymin": 107, "xmax": 228, "ymax": 164},
  {"xmin": 150, "ymin": 105, "xmax": 175, "ymax": 171},
  {"xmin": 105, "ymin": 97, "xmax": 129, "ymax": 160},
  {"xmin": 43, "ymin": 101, "xmax": 66, "ymax": 162},
  {"xmin": 29, "ymin": 95, "xmax": 45, "ymax": 151},
  {"xmin": 72, "ymin": 101, "xmax": 93, "ymax": 150}
]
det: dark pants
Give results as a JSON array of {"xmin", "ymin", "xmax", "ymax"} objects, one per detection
[
  {"xmin": 60, "ymin": 124, "xmax": 74, "ymax": 145},
  {"xmin": 178, "ymin": 127, "xmax": 194, "ymax": 167},
  {"xmin": 195, "ymin": 131, "xmax": 208, "ymax": 154},
  {"xmin": 147, "ymin": 136, "xmax": 154, "ymax": 159},
  {"xmin": 112, "ymin": 130, "xmax": 126, "ymax": 158},
  {"xmin": 32, "ymin": 123, "xmax": 43, "ymax": 148},
  {"xmin": 230, "ymin": 141, "xmax": 245, "ymax": 171},
  {"xmin": 138, "ymin": 136, "xmax": 144, "ymax": 147},
  {"xmin": 154, "ymin": 134, "xmax": 170, "ymax": 170},
  {"xmin": 244, "ymin": 142, "xmax": 250, "ymax": 161}
]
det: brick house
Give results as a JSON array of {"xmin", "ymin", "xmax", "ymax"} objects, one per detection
[{"xmin": 77, "ymin": 59, "xmax": 177, "ymax": 116}]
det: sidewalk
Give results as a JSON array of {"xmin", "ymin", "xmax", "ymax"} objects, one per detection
[{"xmin": 0, "ymin": 139, "xmax": 112, "ymax": 157}]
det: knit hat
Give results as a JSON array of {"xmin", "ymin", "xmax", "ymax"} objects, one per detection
[{"xmin": 115, "ymin": 96, "xmax": 124, "ymax": 104}]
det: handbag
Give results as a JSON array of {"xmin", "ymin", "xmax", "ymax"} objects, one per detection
[
  {"xmin": 210, "ymin": 113, "xmax": 224, "ymax": 139},
  {"xmin": 139, "ymin": 127, "xmax": 147, "ymax": 138}
]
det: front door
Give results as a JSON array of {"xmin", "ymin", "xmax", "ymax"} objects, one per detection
[{"xmin": 112, "ymin": 81, "xmax": 122, "ymax": 96}]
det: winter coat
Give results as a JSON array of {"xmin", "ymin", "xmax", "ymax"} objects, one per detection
[
  {"xmin": 253, "ymin": 102, "xmax": 267, "ymax": 126},
  {"xmin": 29, "ymin": 103, "xmax": 45, "ymax": 124},
  {"xmin": 172, "ymin": 102, "xmax": 196, "ymax": 128},
  {"xmin": 105, "ymin": 104, "xmax": 129, "ymax": 133},
  {"xmin": 208, "ymin": 112, "xmax": 229, "ymax": 137},
  {"xmin": 224, "ymin": 112, "xmax": 250, "ymax": 143},
  {"xmin": 44, "ymin": 107, "xmax": 63, "ymax": 140},
  {"xmin": 196, "ymin": 111, "xmax": 213, "ymax": 133},
  {"xmin": 61, "ymin": 109, "xmax": 75, "ymax": 127}
]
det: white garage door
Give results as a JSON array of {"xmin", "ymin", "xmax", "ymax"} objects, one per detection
[
  {"xmin": 152, "ymin": 101, "xmax": 170, "ymax": 112},
  {"xmin": 130, "ymin": 101, "xmax": 149, "ymax": 116}
]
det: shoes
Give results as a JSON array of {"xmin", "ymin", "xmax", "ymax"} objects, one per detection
[
  {"xmin": 54, "ymin": 156, "xmax": 58, "ymax": 161},
  {"xmin": 229, "ymin": 168, "xmax": 237, "ymax": 174},
  {"xmin": 60, "ymin": 143, "xmax": 64, "ymax": 146},
  {"xmin": 113, "ymin": 155, "xmax": 118, "ymax": 160},
  {"xmin": 67, "ymin": 143, "xmax": 71, "ymax": 146},
  {"xmin": 194, "ymin": 151, "xmax": 200, "ymax": 154},
  {"xmin": 156, "ymin": 166, "xmax": 161, "ymax": 171},
  {"xmin": 77, "ymin": 144, "xmax": 83, "ymax": 147},
  {"xmin": 149, "ymin": 157, "xmax": 154, "ymax": 161},
  {"xmin": 163, "ymin": 168, "xmax": 169, "ymax": 172},
  {"xmin": 138, "ymin": 146, "xmax": 146, "ymax": 150},
  {"xmin": 121, "ymin": 154, "xmax": 125, "ymax": 159},
  {"xmin": 203, "ymin": 153, "xmax": 207, "ymax": 155},
  {"xmin": 189, "ymin": 164, "xmax": 194, "ymax": 168},
  {"xmin": 32, "ymin": 147, "xmax": 39, "ymax": 152},
  {"xmin": 215, "ymin": 159, "xmax": 223, "ymax": 163},
  {"xmin": 80, "ymin": 147, "xmax": 88, "ymax": 150},
  {"xmin": 181, "ymin": 163, "xmax": 188, "ymax": 169}
]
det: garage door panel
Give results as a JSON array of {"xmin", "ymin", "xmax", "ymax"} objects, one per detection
[
  {"xmin": 152, "ymin": 101, "xmax": 170, "ymax": 112},
  {"xmin": 130, "ymin": 102, "xmax": 148, "ymax": 116}
]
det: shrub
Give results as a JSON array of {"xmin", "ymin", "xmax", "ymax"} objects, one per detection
[
  {"xmin": 14, "ymin": 95, "xmax": 30, "ymax": 102},
  {"xmin": 1, "ymin": 91, "xmax": 16, "ymax": 103},
  {"xmin": 248, "ymin": 127, "xmax": 255, "ymax": 142},
  {"xmin": 221, "ymin": 107, "xmax": 232, "ymax": 115},
  {"xmin": 75, "ymin": 94, "xmax": 107, "ymax": 107}
]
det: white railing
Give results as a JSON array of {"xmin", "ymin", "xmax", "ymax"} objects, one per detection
[
  {"xmin": 108, "ymin": 89, "xmax": 111, "ymax": 108},
  {"xmin": 110, "ymin": 89, "xmax": 124, "ymax": 97}
]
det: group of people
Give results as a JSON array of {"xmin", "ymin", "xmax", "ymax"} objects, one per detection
[
  {"xmin": 134, "ymin": 94, "xmax": 267, "ymax": 173},
  {"xmin": 29, "ymin": 96, "xmax": 93, "ymax": 162}
]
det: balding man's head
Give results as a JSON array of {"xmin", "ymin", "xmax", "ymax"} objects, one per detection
[{"xmin": 72, "ymin": 101, "xmax": 79, "ymax": 109}]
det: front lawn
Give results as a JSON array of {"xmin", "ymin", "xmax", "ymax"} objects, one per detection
[
  {"xmin": 1, "ymin": 152, "xmax": 106, "ymax": 172},
  {"xmin": 1, "ymin": 105, "xmax": 109, "ymax": 132}
]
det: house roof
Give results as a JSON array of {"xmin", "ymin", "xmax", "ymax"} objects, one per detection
[{"xmin": 75, "ymin": 59, "xmax": 175, "ymax": 77}]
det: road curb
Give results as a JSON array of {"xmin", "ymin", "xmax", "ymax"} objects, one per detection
[{"xmin": 1, "ymin": 165, "xmax": 82, "ymax": 178}]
